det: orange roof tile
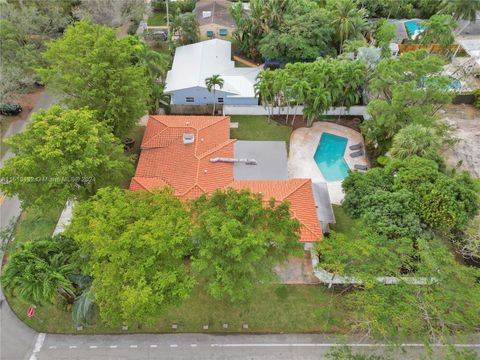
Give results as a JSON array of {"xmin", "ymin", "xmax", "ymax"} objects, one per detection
[
  {"xmin": 130, "ymin": 115, "xmax": 323, "ymax": 242},
  {"xmin": 229, "ymin": 180, "xmax": 323, "ymax": 242}
]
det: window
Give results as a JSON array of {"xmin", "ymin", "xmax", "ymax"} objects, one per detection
[
  {"xmin": 185, "ymin": 97, "xmax": 195, "ymax": 103},
  {"xmin": 218, "ymin": 97, "xmax": 224, "ymax": 103}
]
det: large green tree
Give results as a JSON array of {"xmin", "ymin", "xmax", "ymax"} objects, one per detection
[
  {"xmin": 190, "ymin": 189, "xmax": 301, "ymax": 303},
  {"xmin": 38, "ymin": 19, "xmax": 150, "ymax": 137},
  {"xmin": 66, "ymin": 187, "xmax": 194, "ymax": 326},
  {"xmin": 342, "ymin": 156, "xmax": 479, "ymax": 234},
  {"xmin": 258, "ymin": 8, "xmax": 334, "ymax": 63},
  {"xmin": 169, "ymin": 11, "xmax": 200, "ymax": 45},
  {"xmin": 344, "ymin": 238, "xmax": 480, "ymax": 344},
  {"xmin": 0, "ymin": 1, "xmax": 72, "ymax": 100},
  {"xmin": 363, "ymin": 50, "xmax": 453, "ymax": 156},
  {"xmin": 0, "ymin": 106, "xmax": 133, "ymax": 210},
  {"xmin": 2, "ymin": 235, "xmax": 79, "ymax": 306},
  {"xmin": 419, "ymin": 15, "xmax": 457, "ymax": 51}
]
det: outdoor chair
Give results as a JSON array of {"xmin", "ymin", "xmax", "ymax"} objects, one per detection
[
  {"xmin": 354, "ymin": 164, "xmax": 369, "ymax": 171},
  {"xmin": 219, "ymin": 28, "xmax": 228, "ymax": 37},
  {"xmin": 207, "ymin": 30, "xmax": 214, "ymax": 39},
  {"xmin": 349, "ymin": 143, "xmax": 362, "ymax": 151},
  {"xmin": 350, "ymin": 150, "xmax": 364, "ymax": 158}
]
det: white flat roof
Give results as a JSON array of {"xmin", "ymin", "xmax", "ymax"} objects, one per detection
[{"xmin": 165, "ymin": 39, "xmax": 261, "ymax": 98}]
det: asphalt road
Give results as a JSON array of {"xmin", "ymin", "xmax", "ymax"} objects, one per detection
[
  {"xmin": 28, "ymin": 333, "xmax": 480, "ymax": 360},
  {"xmin": 0, "ymin": 91, "xmax": 58, "ymax": 360}
]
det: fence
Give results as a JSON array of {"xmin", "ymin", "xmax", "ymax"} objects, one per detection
[
  {"xmin": 310, "ymin": 251, "xmax": 435, "ymax": 287},
  {"xmin": 398, "ymin": 43, "xmax": 467, "ymax": 56},
  {"xmin": 223, "ymin": 105, "xmax": 371, "ymax": 119},
  {"xmin": 171, "ymin": 104, "xmax": 223, "ymax": 115}
]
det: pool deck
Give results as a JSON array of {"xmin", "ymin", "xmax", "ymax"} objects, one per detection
[{"xmin": 288, "ymin": 122, "xmax": 368, "ymax": 205}]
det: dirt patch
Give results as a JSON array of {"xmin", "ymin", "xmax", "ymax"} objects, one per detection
[
  {"xmin": 1, "ymin": 87, "xmax": 43, "ymax": 139},
  {"xmin": 440, "ymin": 104, "xmax": 480, "ymax": 178},
  {"xmin": 274, "ymin": 251, "xmax": 320, "ymax": 284},
  {"xmin": 271, "ymin": 115, "xmax": 363, "ymax": 132}
]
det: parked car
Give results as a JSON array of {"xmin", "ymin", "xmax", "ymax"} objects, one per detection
[{"xmin": 0, "ymin": 103, "xmax": 22, "ymax": 116}]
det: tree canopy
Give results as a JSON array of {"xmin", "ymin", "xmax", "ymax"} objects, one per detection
[
  {"xmin": 0, "ymin": 1, "xmax": 72, "ymax": 101},
  {"xmin": 363, "ymin": 50, "xmax": 453, "ymax": 157},
  {"xmin": 66, "ymin": 187, "xmax": 195, "ymax": 326},
  {"xmin": 342, "ymin": 156, "xmax": 479, "ymax": 235},
  {"xmin": 0, "ymin": 106, "xmax": 133, "ymax": 210},
  {"xmin": 190, "ymin": 189, "xmax": 301, "ymax": 303},
  {"xmin": 38, "ymin": 19, "xmax": 151, "ymax": 137}
]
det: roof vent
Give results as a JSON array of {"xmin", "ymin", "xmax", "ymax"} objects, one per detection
[
  {"xmin": 183, "ymin": 133, "xmax": 195, "ymax": 144},
  {"xmin": 209, "ymin": 157, "xmax": 257, "ymax": 165}
]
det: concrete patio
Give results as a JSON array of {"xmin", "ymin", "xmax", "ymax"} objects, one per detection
[{"xmin": 288, "ymin": 122, "xmax": 368, "ymax": 204}]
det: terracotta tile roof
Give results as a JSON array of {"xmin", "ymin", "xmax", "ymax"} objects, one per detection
[
  {"xmin": 130, "ymin": 115, "xmax": 323, "ymax": 242},
  {"xmin": 229, "ymin": 180, "xmax": 323, "ymax": 242}
]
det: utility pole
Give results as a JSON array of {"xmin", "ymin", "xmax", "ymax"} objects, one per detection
[{"xmin": 166, "ymin": 0, "xmax": 170, "ymax": 37}]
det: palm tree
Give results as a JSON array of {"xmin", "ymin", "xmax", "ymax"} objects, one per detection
[
  {"xmin": 390, "ymin": 124, "xmax": 442, "ymax": 160},
  {"xmin": 329, "ymin": 0, "xmax": 368, "ymax": 53},
  {"xmin": 290, "ymin": 80, "xmax": 309, "ymax": 126},
  {"xmin": 255, "ymin": 70, "xmax": 276, "ymax": 122},
  {"xmin": 205, "ymin": 74, "xmax": 224, "ymax": 115},
  {"xmin": 152, "ymin": 82, "xmax": 170, "ymax": 114},
  {"xmin": 1, "ymin": 236, "xmax": 77, "ymax": 306},
  {"xmin": 440, "ymin": 0, "xmax": 480, "ymax": 35},
  {"xmin": 441, "ymin": 0, "xmax": 480, "ymax": 22}
]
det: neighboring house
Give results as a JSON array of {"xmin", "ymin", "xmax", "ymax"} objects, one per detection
[
  {"xmin": 130, "ymin": 115, "xmax": 335, "ymax": 249},
  {"xmin": 195, "ymin": 0, "xmax": 235, "ymax": 39},
  {"xmin": 165, "ymin": 39, "xmax": 261, "ymax": 106}
]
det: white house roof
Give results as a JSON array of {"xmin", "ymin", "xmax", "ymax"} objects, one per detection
[
  {"xmin": 457, "ymin": 37, "xmax": 480, "ymax": 68},
  {"xmin": 165, "ymin": 39, "xmax": 261, "ymax": 98}
]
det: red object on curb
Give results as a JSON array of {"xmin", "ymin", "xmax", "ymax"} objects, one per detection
[{"xmin": 27, "ymin": 306, "xmax": 36, "ymax": 317}]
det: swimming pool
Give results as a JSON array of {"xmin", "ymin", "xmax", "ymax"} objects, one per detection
[
  {"xmin": 405, "ymin": 20, "xmax": 424, "ymax": 38},
  {"xmin": 313, "ymin": 133, "xmax": 349, "ymax": 182}
]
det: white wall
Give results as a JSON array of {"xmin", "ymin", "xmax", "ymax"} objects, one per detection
[
  {"xmin": 223, "ymin": 105, "xmax": 371, "ymax": 119},
  {"xmin": 169, "ymin": 86, "xmax": 258, "ymax": 106}
]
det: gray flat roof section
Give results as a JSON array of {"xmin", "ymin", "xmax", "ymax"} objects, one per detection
[
  {"xmin": 311, "ymin": 182, "xmax": 335, "ymax": 225},
  {"xmin": 233, "ymin": 141, "xmax": 288, "ymax": 180}
]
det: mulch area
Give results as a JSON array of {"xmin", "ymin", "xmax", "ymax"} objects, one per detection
[{"xmin": 270, "ymin": 115, "xmax": 363, "ymax": 132}]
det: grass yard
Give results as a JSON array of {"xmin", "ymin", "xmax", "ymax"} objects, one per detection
[
  {"xmin": 230, "ymin": 115, "xmax": 292, "ymax": 148},
  {"xmin": 7, "ymin": 283, "xmax": 349, "ymax": 334},
  {"xmin": 13, "ymin": 206, "xmax": 63, "ymax": 244},
  {"xmin": 330, "ymin": 205, "xmax": 360, "ymax": 240},
  {"xmin": 147, "ymin": 11, "xmax": 166, "ymax": 26}
]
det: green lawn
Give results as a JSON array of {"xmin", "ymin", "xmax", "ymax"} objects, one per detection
[
  {"xmin": 13, "ymin": 206, "xmax": 63, "ymax": 244},
  {"xmin": 330, "ymin": 205, "xmax": 360, "ymax": 240},
  {"xmin": 230, "ymin": 115, "xmax": 292, "ymax": 148},
  {"xmin": 7, "ymin": 283, "xmax": 349, "ymax": 334},
  {"xmin": 148, "ymin": 11, "xmax": 166, "ymax": 26}
]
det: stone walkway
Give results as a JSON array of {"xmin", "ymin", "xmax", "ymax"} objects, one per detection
[{"xmin": 288, "ymin": 122, "xmax": 368, "ymax": 204}]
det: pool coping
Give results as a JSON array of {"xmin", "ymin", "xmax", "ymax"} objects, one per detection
[{"xmin": 288, "ymin": 122, "xmax": 368, "ymax": 205}]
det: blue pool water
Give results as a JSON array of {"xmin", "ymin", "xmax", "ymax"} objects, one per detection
[
  {"xmin": 405, "ymin": 20, "xmax": 424, "ymax": 37},
  {"xmin": 314, "ymin": 133, "xmax": 349, "ymax": 182}
]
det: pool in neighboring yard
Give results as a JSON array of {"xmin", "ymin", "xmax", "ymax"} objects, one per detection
[
  {"xmin": 405, "ymin": 20, "xmax": 424, "ymax": 38},
  {"xmin": 313, "ymin": 133, "xmax": 349, "ymax": 182}
]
